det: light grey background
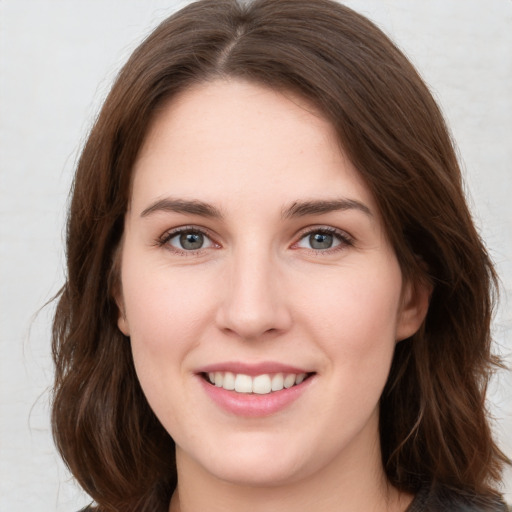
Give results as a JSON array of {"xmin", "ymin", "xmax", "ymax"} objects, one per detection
[{"xmin": 0, "ymin": 1, "xmax": 510, "ymax": 510}]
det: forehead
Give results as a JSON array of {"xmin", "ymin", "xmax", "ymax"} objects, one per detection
[{"xmin": 130, "ymin": 79, "xmax": 378, "ymax": 218}]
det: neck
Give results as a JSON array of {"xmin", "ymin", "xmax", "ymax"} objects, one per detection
[{"xmin": 168, "ymin": 426, "xmax": 412, "ymax": 512}]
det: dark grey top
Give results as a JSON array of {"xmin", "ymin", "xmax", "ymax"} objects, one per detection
[
  {"xmin": 406, "ymin": 484, "xmax": 510, "ymax": 512},
  {"xmin": 79, "ymin": 484, "xmax": 511, "ymax": 511}
]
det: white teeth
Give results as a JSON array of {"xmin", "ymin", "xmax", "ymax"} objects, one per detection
[
  {"xmin": 295, "ymin": 373, "xmax": 306, "ymax": 384},
  {"xmin": 252, "ymin": 374, "xmax": 272, "ymax": 394},
  {"xmin": 271, "ymin": 373, "xmax": 284, "ymax": 391},
  {"xmin": 284, "ymin": 374, "xmax": 296, "ymax": 388},
  {"xmin": 223, "ymin": 371, "xmax": 235, "ymax": 390},
  {"xmin": 207, "ymin": 371, "xmax": 308, "ymax": 394},
  {"xmin": 234, "ymin": 374, "xmax": 253, "ymax": 393}
]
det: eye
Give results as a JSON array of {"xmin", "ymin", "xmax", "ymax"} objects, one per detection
[
  {"xmin": 163, "ymin": 228, "xmax": 215, "ymax": 252},
  {"xmin": 295, "ymin": 228, "xmax": 352, "ymax": 251}
]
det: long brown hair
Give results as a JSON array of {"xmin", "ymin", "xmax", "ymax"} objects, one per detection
[{"xmin": 51, "ymin": 1, "xmax": 509, "ymax": 510}]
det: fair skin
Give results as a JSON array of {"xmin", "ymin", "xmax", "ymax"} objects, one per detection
[{"xmin": 117, "ymin": 79, "xmax": 430, "ymax": 512}]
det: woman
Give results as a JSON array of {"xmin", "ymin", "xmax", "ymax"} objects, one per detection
[{"xmin": 51, "ymin": 0, "xmax": 510, "ymax": 510}]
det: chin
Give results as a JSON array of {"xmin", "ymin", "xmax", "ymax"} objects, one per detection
[
  {"xmin": 189, "ymin": 435, "xmax": 313, "ymax": 488},
  {"xmin": 211, "ymin": 457, "xmax": 306, "ymax": 488}
]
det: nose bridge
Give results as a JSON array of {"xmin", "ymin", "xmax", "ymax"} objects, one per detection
[{"xmin": 217, "ymin": 240, "xmax": 291, "ymax": 339}]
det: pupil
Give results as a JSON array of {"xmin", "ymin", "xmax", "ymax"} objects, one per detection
[
  {"xmin": 310, "ymin": 232, "xmax": 333, "ymax": 249},
  {"xmin": 180, "ymin": 232, "xmax": 204, "ymax": 250}
]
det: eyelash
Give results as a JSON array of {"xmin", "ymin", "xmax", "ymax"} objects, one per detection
[
  {"xmin": 157, "ymin": 225, "xmax": 218, "ymax": 256},
  {"xmin": 292, "ymin": 226, "xmax": 354, "ymax": 254},
  {"xmin": 156, "ymin": 225, "xmax": 354, "ymax": 255}
]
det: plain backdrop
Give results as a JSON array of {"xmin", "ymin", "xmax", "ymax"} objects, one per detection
[{"xmin": 0, "ymin": 1, "xmax": 511, "ymax": 510}]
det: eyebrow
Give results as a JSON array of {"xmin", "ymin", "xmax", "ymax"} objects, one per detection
[
  {"xmin": 140, "ymin": 198, "xmax": 223, "ymax": 219},
  {"xmin": 140, "ymin": 197, "xmax": 372, "ymax": 220},
  {"xmin": 281, "ymin": 198, "xmax": 372, "ymax": 219}
]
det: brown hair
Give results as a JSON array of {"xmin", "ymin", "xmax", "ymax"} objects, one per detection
[{"xmin": 51, "ymin": 0, "xmax": 509, "ymax": 510}]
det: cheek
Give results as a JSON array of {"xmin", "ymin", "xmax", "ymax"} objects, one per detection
[
  {"xmin": 119, "ymin": 252, "xmax": 213, "ymax": 385},
  {"xmin": 299, "ymin": 263, "xmax": 402, "ymax": 394},
  {"xmin": 122, "ymin": 248, "xmax": 213, "ymax": 340},
  {"xmin": 300, "ymin": 262, "xmax": 403, "ymax": 345},
  {"xmin": 122, "ymin": 267, "xmax": 213, "ymax": 428}
]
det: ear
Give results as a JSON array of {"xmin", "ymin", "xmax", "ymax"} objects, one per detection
[
  {"xmin": 109, "ymin": 241, "xmax": 130, "ymax": 336},
  {"xmin": 117, "ymin": 305, "xmax": 130, "ymax": 337},
  {"xmin": 114, "ymin": 283, "xmax": 130, "ymax": 336},
  {"xmin": 395, "ymin": 278, "xmax": 431, "ymax": 342},
  {"xmin": 111, "ymin": 273, "xmax": 130, "ymax": 337}
]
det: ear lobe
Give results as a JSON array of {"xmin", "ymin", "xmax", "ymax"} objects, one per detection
[
  {"xmin": 117, "ymin": 311, "xmax": 130, "ymax": 337},
  {"xmin": 109, "ymin": 245, "xmax": 130, "ymax": 336},
  {"xmin": 396, "ymin": 278, "xmax": 432, "ymax": 342},
  {"xmin": 114, "ymin": 290, "xmax": 130, "ymax": 336}
]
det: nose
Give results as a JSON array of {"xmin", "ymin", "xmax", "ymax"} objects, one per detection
[{"xmin": 215, "ymin": 246, "xmax": 292, "ymax": 340}]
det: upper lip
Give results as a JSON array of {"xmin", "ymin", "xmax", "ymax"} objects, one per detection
[{"xmin": 196, "ymin": 361, "xmax": 313, "ymax": 376}]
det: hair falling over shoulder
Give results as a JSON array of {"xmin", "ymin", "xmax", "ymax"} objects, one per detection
[{"xmin": 51, "ymin": 1, "xmax": 509, "ymax": 510}]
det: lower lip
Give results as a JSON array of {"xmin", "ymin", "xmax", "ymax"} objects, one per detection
[{"xmin": 198, "ymin": 375, "xmax": 314, "ymax": 417}]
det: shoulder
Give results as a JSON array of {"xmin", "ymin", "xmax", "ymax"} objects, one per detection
[{"xmin": 409, "ymin": 484, "xmax": 510, "ymax": 512}]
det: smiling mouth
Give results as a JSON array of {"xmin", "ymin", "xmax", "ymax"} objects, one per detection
[{"xmin": 202, "ymin": 371, "xmax": 314, "ymax": 395}]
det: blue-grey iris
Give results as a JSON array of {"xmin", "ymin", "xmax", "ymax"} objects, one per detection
[
  {"xmin": 310, "ymin": 232, "xmax": 333, "ymax": 249},
  {"xmin": 180, "ymin": 232, "xmax": 204, "ymax": 250}
]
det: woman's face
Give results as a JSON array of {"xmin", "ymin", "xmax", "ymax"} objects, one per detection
[{"xmin": 117, "ymin": 79, "xmax": 427, "ymax": 488}]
